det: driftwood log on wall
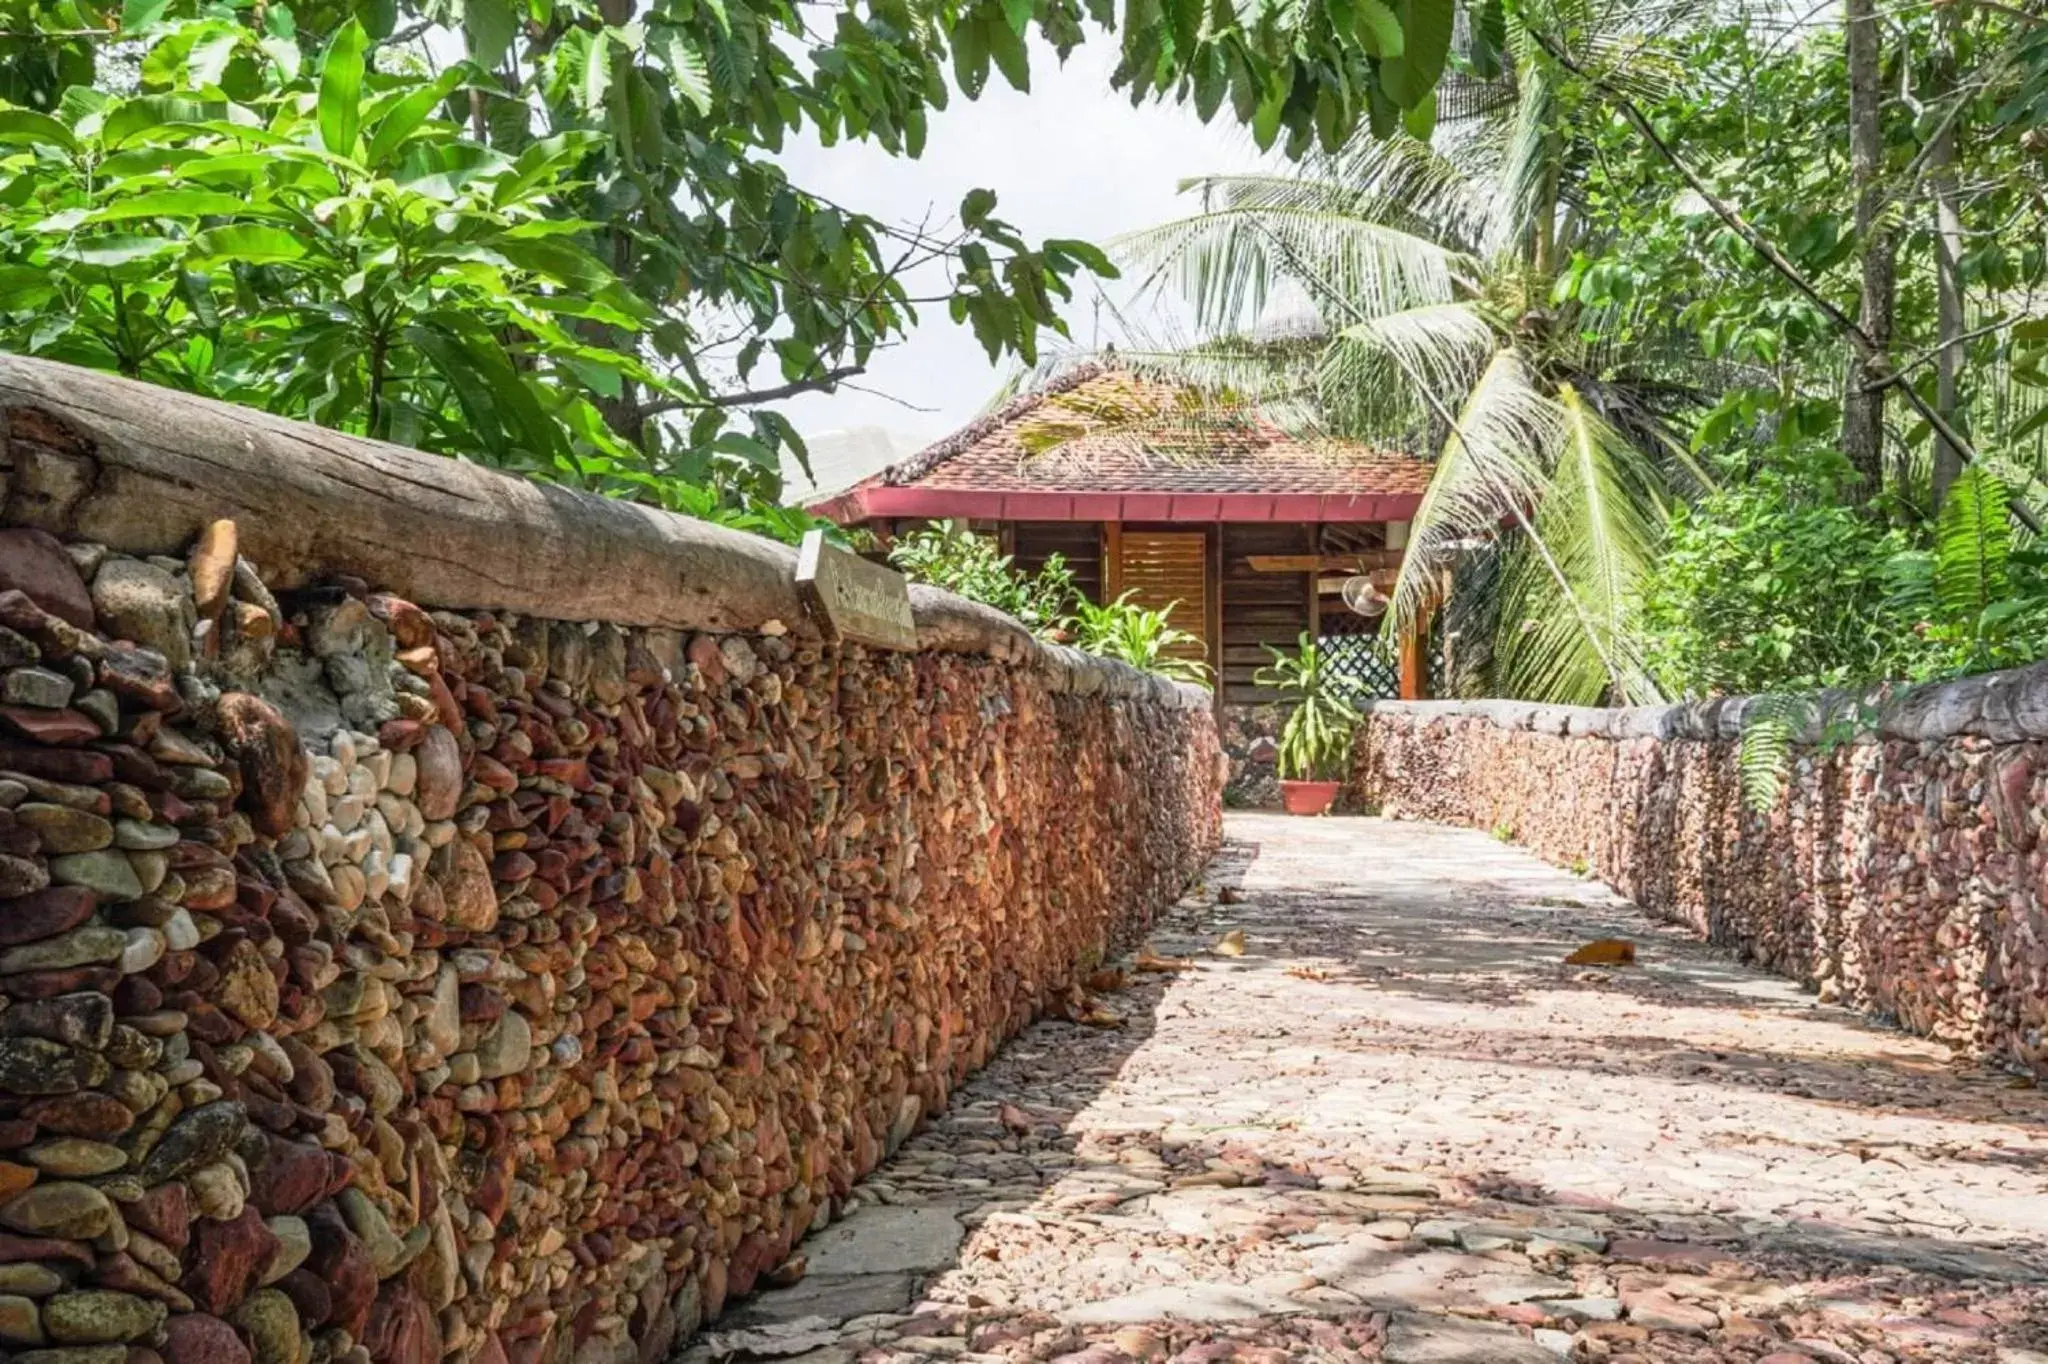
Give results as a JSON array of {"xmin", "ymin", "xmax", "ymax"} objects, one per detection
[
  {"xmin": 0, "ymin": 356, "xmax": 1226, "ymax": 1364},
  {"xmin": 0, "ymin": 356, "xmax": 829, "ymax": 641}
]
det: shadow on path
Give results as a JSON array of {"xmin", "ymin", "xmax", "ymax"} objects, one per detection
[{"xmin": 682, "ymin": 815, "xmax": 2048, "ymax": 1364}]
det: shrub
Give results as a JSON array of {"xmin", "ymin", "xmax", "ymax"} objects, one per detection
[{"xmin": 886, "ymin": 521, "xmax": 1077, "ymax": 635}]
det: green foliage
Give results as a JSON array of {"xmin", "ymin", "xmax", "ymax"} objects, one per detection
[
  {"xmin": 1735, "ymin": 692, "xmax": 1798, "ymax": 813},
  {"xmin": 1639, "ymin": 445, "xmax": 1911, "ymax": 697},
  {"xmin": 1104, "ymin": 0, "xmax": 1720, "ymax": 706},
  {"xmin": 886, "ymin": 520, "xmax": 1077, "ymax": 633},
  {"xmin": 1253, "ymin": 633, "xmax": 1359, "ymax": 780},
  {"xmin": 1884, "ymin": 467, "xmax": 2048, "ymax": 678},
  {"xmin": 0, "ymin": 0, "xmax": 1457, "ymax": 521},
  {"xmin": 1069, "ymin": 591, "xmax": 1212, "ymax": 685},
  {"xmin": 884, "ymin": 523, "xmax": 1213, "ymax": 683}
]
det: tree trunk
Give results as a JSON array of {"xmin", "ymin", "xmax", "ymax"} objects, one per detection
[
  {"xmin": 1842, "ymin": 0, "xmax": 1895, "ymax": 501},
  {"xmin": 1930, "ymin": 33, "xmax": 1966, "ymax": 511}
]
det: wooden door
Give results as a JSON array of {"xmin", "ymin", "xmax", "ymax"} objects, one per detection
[{"xmin": 1116, "ymin": 530, "xmax": 1212, "ymax": 673}]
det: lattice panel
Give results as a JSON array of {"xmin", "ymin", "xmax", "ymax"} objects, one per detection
[
  {"xmin": 1119, "ymin": 531, "xmax": 1211, "ymax": 668},
  {"xmin": 1319, "ymin": 629, "xmax": 1401, "ymax": 703}
]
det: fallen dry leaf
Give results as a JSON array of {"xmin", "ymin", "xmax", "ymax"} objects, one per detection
[
  {"xmin": 1212, "ymin": 929, "xmax": 1247, "ymax": 957},
  {"xmin": 764, "ymin": 1253, "xmax": 807, "ymax": 1288},
  {"xmin": 1564, "ymin": 938, "xmax": 1636, "ymax": 966},
  {"xmin": 1134, "ymin": 943, "xmax": 1194, "ymax": 972},
  {"xmin": 1084, "ymin": 967, "xmax": 1128, "ymax": 993},
  {"xmin": 1286, "ymin": 965, "xmax": 1333, "ymax": 981}
]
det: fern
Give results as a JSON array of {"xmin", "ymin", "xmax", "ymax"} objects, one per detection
[
  {"xmin": 1934, "ymin": 466, "xmax": 2013, "ymax": 633},
  {"xmin": 1737, "ymin": 693, "xmax": 1802, "ymax": 813}
]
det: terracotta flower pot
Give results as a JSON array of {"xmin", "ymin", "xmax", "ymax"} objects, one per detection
[{"xmin": 1279, "ymin": 779, "xmax": 1342, "ymax": 815}]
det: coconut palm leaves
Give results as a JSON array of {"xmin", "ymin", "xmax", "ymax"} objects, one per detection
[{"xmin": 1095, "ymin": 0, "xmax": 1720, "ymax": 704}]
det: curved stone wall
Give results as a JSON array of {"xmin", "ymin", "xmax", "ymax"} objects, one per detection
[
  {"xmin": 0, "ymin": 359, "xmax": 1223, "ymax": 1364},
  {"xmin": 1351, "ymin": 676, "xmax": 2048, "ymax": 1080}
]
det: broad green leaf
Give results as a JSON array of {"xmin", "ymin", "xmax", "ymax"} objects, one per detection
[
  {"xmin": 987, "ymin": 13, "xmax": 1030, "ymax": 91},
  {"xmin": 582, "ymin": 31, "xmax": 616, "ymax": 114},
  {"xmin": 1403, "ymin": 93, "xmax": 1435, "ymax": 140},
  {"xmin": 495, "ymin": 236, "xmax": 618, "ymax": 291},
  {"xmin": 365, "ymin": 69, "xmax": 463, "ymax": 168},
  {"xmin": 1044, "ymin": 238, "xmax": 1116, "ymax": 277},
  {"xmin": 0, "ymin": 266, "xmax": 57, "ymax": 309},
  {"xmin": 952, "ymin": 13, "xmax": 990, "ymax": 98},
  {"xmin": 713, "ymin": 430, "xmax": 779, "ymax": 470},
  {"xmin": 1356, "ymin": 0, "xmax": 1404, "ymax": 58},
  {"xmin": 492, "ymin": 132, "xmax": 602, "ymax": 207},
  {"xmin": 466, "ymin": 0, "xmax": 520, "ymax": 69},
  {"xmin": 189, "ymin": 29, "xmax": 243, "ymax": 88},
  {"xmin": 665, "ymin": 34, "xmax": 713, "ymax": 115},
  {"xmin": 88, "ymin": 189, "xmax": 262, "ymax": 223},
  {"xmin": 0, "ymin": 108, "xmax": 80, "ymax": 154},
  {"xmin": 1380, "ymin": 0, "xmax": 1451, "ymax": 108},
  {"xmin": 120, "ymin": 0, "xmax": 172, "ymax": 33},
  {"xmin": 51, "ymin": 235, "xmax": 181, "ymax": 267},
  {"xmin": 192, "ymin": 224, "xmax": 308, "ymax": 264},
  {"xmin": 318, "ymin": 19, "xmax": 369, "ymax": 158}
]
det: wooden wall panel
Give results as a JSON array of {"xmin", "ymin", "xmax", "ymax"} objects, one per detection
[
  {"xmin": 1221, "ymin": 524, "xmax": 1314, "ymax": 705},
  {"xmin": 1013, "ymin": 521, "xmax": 1104, "ymax": 604},
  {"xmin": 1118, "ymin": 530, "xmax": 1212, "ymax": 670}
]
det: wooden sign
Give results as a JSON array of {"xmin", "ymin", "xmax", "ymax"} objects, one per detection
[{"xmin": 795, "ymin": 530, "xmax": 919, "ymax": 651}]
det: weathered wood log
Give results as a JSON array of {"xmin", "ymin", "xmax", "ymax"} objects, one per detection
[
  {"xmin": 0, "ymin": 354, "xmax": 817, "ymax": 634},
  {"xmin": 0, "ymin": 354, "xmax": 1215, "ymax": 705}
]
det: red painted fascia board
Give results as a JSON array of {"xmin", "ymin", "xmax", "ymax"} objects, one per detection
[{"xmin": 810, "ymin": 486, "xmax": 1425, "ymax": 523}]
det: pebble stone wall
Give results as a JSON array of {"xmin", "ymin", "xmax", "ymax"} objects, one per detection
[
  {"xmin": 0, "ymin": 464, "xmax": 1220, "ymax": 1364},
  {"xmin": 1351, "ymin": 686, "xmax": 2048, "ymax": 1080}
]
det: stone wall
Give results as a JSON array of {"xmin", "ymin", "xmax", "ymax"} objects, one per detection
[
  {"xmin": 1351, "ymin": 680, "xmax": 2048, "ymax": 1080},
  {"xmin": 1220, "ymin": 703, "xmax": 1285, "ymax": 809},
  {"xmin": 0, "ymin": 359, "xmax": 1222, "ymax": 1364}
]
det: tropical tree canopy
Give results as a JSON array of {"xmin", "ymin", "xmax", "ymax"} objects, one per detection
[
  {"xmin": 0, "ymin": 0, "xmax": 1460, "ymax": 526},
  {"xmin": 1020, "ymin": 0, "xmax": 2048, "ymax": 706}
]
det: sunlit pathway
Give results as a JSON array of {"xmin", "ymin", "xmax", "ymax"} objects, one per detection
[{"xmin": 684, "ymin": 814, "xmax": 2048, "ymax": 1364}]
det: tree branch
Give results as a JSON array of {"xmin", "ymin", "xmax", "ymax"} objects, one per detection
[
  {"xmin": 1529, "ymin": 26, "xmax": 2043, "ymax": 533},
  {"xmin": 642, "ymin": 364, "xmax": 865, "ymax": 416},
  {"xmin": 1861, "ymin": 315, "xmax": 2016, "ymax": 393}
]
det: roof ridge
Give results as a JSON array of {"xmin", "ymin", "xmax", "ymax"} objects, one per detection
[{"xmin": 881, "ymin": 360, "xmax": 1110, "ymax": 487}]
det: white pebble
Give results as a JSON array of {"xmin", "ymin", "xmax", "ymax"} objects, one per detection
[
  {"xmin": 164, "ymin": 909, "xmax": 201, "ymax": 952},
  {"xmin": 119, "ymin": 927, "xmax": 166, "ymax": 974},
  {"xmin": 386, "ymin": 853, "xmax": 415, "ymax": 905},
  {"xmin": 346, "ymin": 763, "xmax": 378, "ymax": 802},
  {"xmin": 301, "ymin": 776, "xmax": 330, "ymax": 828},
  {"xmin": 364, "ymin": 808, "xmax": 393, "ymax": 860},
  {"xmin": 387, "ymin": 752, "xmax": 417, "ymax": 797}
]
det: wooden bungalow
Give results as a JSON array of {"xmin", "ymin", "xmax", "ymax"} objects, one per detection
[{"xmin": 808, "ymin": 364, "xmax": 1437, "ymax": 802}]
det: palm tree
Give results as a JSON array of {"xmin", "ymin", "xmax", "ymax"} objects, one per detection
[{"xmin": 1102, "ymin": 0, "xmax": 1719, "ymax": 704}]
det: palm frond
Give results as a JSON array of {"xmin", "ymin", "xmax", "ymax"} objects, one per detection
[
  {"xmin": 1336, "ymin": 302, "xmax": 1500, "ymax": 406},
  {"xmin": 1387, "ymin": 349, "xmax": 1560, "ymax": 634},
  {"xmin": 1488, "ymin": 385, "xmax": 1666, "ymax": 703},
  {"xmin": 1113, "ymin": 207, "xmax": 1472, "ymax": 338},
  {"xmin": 1486, "ymin": 56, "xmax": 1557, "ymax": 260},
  {"xmin": 1317, "ymin": 135, "xmax": 1496, "ymax": 251}
]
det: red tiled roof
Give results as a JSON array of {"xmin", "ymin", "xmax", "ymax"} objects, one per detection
[{"xmin": 811, "ymin": 365, "xmax": 1434, "ymax": 524}]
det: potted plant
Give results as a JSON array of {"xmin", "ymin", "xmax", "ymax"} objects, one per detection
[{"xmin": 1254, "ymin": 634, "xmax": 1359, "ymax": 815}]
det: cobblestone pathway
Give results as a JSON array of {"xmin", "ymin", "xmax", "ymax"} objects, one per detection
[{"xmin": 686, "ymin": 814, "xmax": 2048, "ymax": 1364}]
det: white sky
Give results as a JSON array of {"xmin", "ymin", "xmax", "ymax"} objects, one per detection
[{"xmin": 772, "ymin": 40, "xmax": 1265, "ymax": 449}]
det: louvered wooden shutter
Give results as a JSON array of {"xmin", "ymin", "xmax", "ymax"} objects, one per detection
[{"xmin": 1117, "ymin": 531, "xmax": 1211, "ymax": 670}]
